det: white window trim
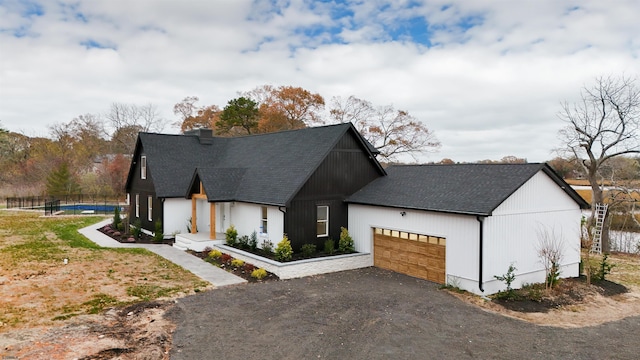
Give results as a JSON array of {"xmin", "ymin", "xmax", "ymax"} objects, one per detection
[
  {"xmin": 148, "ymin": 196, "xmax": 153, "ymax": 221},
  {"xmin": 135, "ymin": 194, "xmax": 140, "ymax": 218},
  {"xmin": 317, "ymin": 205, "xmax": 329, "ymax": 237},
  {"xmin": 125, "ymin": 193, "xmax": 130, "ymax": 206},
  {"xmin": 260, "ymin": 206, "xmax": 268, "ymax": 234},
  {"xmin": 141, "ymin": 156, "xmax": 147, "ymax": 179}
]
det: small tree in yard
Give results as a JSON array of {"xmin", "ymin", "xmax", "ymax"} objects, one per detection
[
  {"xmin": 112, "ymin": 206, "xmax": 121, "ymax": 230},
  {"xmin": 536, "ymin": 227, "xmax": 565, "ymax": 290},
  {"xmin": 154, "ymin": 221, "xmax": 164, "ymax": 242}
]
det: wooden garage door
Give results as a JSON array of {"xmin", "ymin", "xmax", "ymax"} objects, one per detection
[{"xmin": 373, "ymin": 228, "xmax": 446, "ymax": 284}]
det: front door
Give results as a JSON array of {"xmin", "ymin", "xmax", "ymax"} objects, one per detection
[{"xmin": 217, "ymin": 203, "xmax": 231, "ymax": 233}]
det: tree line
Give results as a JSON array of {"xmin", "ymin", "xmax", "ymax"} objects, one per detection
[{"xmin": 0, "ymin": 85, "xmax": 442, "ymax": 199}]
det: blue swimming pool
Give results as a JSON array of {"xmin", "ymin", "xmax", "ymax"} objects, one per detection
[{"xmin": 58, "ymin": 204, "xmax": 120, "ymax": 213}]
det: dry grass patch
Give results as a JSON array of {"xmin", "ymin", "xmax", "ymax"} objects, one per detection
[{"xmin": 0, "ymin": 211, "xmax": 210, "ymax": 331}]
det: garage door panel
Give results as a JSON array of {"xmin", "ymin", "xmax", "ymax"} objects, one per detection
[{"xmin": 373, "ymin": 228, "xmax": 445, "ymax": 284}]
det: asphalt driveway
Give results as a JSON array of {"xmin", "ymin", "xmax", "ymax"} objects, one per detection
[{"xmin": 167, "ymin": 268, "xmax": 640, "ymax": 360}]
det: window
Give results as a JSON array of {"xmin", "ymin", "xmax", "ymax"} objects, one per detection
[
  {"xmin": 140, "ymin": 156, "xmax": 147, "ymax": 179},
  {"xmin": 135, "ymin": 194, "xmax": 140, "ymax": 218},
  {"xmin": 374, "ymin": 228, "xmax": 446, "ymax": 246},
  {"xmin": 125, "ymin": 193, "xmax": 130, "ymax": 206},
  {"xmin": 316, "ymin": 205, "xmax": 329, "ymax": 237},
  {"xmin": 148, "ymin": 196, "xmax": 153, "ymax": 221},
  {"xmin": 261, "ymin": 206, "xmax": 268, "ymax": 234}
]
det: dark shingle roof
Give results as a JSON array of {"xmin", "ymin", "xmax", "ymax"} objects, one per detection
[
  {"xmin": 134, "ymin": 123, "xmax": 382, "ymax": 205},
  {"xmin": 346, "ymin": 163, "xmax": 589, "ymax": 216}
]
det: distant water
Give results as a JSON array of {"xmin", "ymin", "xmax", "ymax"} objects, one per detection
[{"xmin": 610, "ymin": 231, "xmax": 640, "ymax": 253}]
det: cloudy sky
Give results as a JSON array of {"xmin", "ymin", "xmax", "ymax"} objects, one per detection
[{"xmin": 1, "ymin": 0, "xmax": 638, "ymax": 163}]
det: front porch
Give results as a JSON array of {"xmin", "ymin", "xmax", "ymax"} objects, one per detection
[{"xmin": 174, "ymin": 231, "xmax": 226, "ymax": 251}]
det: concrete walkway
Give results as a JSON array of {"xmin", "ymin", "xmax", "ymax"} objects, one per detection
[{"xmin": 78, "ymin": 219, "xmax": 247, "ymax": 287}]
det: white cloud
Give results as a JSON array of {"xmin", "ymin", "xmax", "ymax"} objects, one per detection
[{"xmin": 0, "ymin": 0, "xmax": 638, "ymax": 162}]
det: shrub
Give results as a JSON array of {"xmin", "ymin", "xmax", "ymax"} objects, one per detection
[
  {"xmin": 231, "ymin": 258, "xmax": 245, "ymax": 268},
  {"xmin": 112, "ymin": 206, "xmax": 121, "ymax": 230},
  {"xmin": 225, "ymin": 225, "xmax": 238, "ymax": 246},
  {"xmin": 251, "ymin": 268, "xmax": 268, "ymax": 280},
  {"xmin": 301, "ymin": 244, "xmax": 316, "ymax": 258},
  {"xmin": 131, "ymin": 219, "xmax": 142, "ymax": 239},
  {"xmin": 594, "ymin": 254, "xmax": 615, "ymax": 281},
  {"xmin": 249, "ymin": 231, "xmax": 258, "ymax": 250},
  {"xmin": 243, "ymin": 263, "xmax": 256, "ymax": 272},
  {"xmin": 274, "ymin": 235, "xmax": 293, "ymax": 262},
  {"xmin": 494, "ymin": 263, "xmax": 517, "ymax": 292},
  {"xmin": 238, "ymin": 235, "xmax": 249, "ymax": 249},
  {"xmin": 324, "ymin": 239, "xmax": 335, "ymax": 254},
  {"xmin": 546, "ymin": 262, "xmax": 561, "ymax": 288},
  {"xmin": 153, "ymin": 221, "xmax": 164, "ymax": 242},
  {"xmin": 208, "ymin": 249, "xmax": 222, "ymax": 259},
  {"xmin": 220, "ymin": 253, "xmax": 232, "ymax": 263},
  {"xmin": 186, "ymin": 217, "xmax": 196, "ymax": 233},
  {"xmin": 338, "ymin": 227, "xmax": 354, "ymax": 253},
  {"xmin": 261, "ymin": 239, "xmax": 274, "ymax": 254}
]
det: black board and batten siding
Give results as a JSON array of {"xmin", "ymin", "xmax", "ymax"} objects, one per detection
[
  {"xmin": 127, "ymin": 150, "xmax": 163, "ymax": 231},
  {"xmin": 285, "ymin": 130, "xmax": 383, "ymax": 250}
]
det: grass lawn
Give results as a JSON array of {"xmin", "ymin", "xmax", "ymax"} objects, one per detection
[{"xmin": 0, "ymin": 210, "xmax": 209, "ymax": 330}]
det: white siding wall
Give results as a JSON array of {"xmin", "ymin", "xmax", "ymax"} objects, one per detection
[
  {"xmin": 348, "ymin": 171, "xmax": 584, "ymax": 296},
  {"xmin": 229, "ymin": 203, "xmax": 284, "ymax": 245},
  {"xmin": 163, "ymin": 198, "xmax": 192, "ymax": 235},
  {"xmin": 482, "ymin": 172, "xmax": 582, "ymax": 294},
  {"xmin": 348, "ymin": 204, "xmax": 480, "ymax": 285}
]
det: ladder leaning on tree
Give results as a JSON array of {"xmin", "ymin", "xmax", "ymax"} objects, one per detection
[{"xmin": 591, "ymin": 203, "xmax": 608, "ymax": 254}]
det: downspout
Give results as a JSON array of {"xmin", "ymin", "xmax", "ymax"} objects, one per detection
[{"xmin": 476, "ymin": 216, "xmax": 485, "ymax": 293}]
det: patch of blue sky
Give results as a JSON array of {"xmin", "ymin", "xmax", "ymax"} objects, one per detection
[
  {"xmin": 1, "ymin": 25, "xmax": 29, "ymax": 38},
  {"xmin": 295, "ymin": 24, "xmax": 345, "ymax": 46},
  {"xmin": 58, "ymin": 2, "xmax": 88, "ymax": 23},
  {"xmin": 457, "ymin": 14, "xmax": 483, "ymax": 31},
  {"xmin": 17, "ymin": 0, "xmax": 44, "ymax": 17},
  {"xmin": 80, "ymin": 39, "xmax": 117, "ymax": 50},
  {"xmin": 386, "ymin": 16, "xmax": 432, "ymax": 46}
]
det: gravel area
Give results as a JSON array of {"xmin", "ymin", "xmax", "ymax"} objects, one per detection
[{"xmin": 167, "ymin": 267, "xmax": 640, "ymax": 360}]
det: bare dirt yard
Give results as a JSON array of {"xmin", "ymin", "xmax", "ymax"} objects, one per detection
[
  {"xmin": 0, "ymin": 211, "xmax": 209, "ymax": 359},
  {"xmin": 1, "ymin": 211, "xmax": 640, "ymax": 359}
]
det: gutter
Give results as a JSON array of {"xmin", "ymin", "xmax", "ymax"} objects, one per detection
[{"xmin": 476, "ymin": 216, "xmax": 485, "ymax": 293}]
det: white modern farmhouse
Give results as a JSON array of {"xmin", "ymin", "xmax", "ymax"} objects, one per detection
[{"xmin": 125, "ymin": 123, "xmax": 589, "ymax": 295}]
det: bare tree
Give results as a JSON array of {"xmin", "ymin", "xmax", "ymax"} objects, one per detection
[
  {"xmin": 558, "ymin": 75, "xmax": 640, "ymax": 253},
  {"xmin": 105, "ymin": 103, "xmax": 167, "ymax": 154},
  {"xmin": 330, "ymin": 95, "xmax": 440, "ymax": 161},
  {"xmin": 536, "ymin": 227, "xmax": 565, "ymax": 290}
]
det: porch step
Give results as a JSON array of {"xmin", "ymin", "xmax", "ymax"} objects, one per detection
[{"xmin": 174, "ymin": 233, "xmax": 223, "ymax": 252}]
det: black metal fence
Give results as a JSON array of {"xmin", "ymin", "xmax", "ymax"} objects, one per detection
[
  {"xmin": 6, "ymin": 195, "xmax": 125, "ymax": 216},
  {"xmin": 44, "ymin": 200, "xmax": 60, "ymax": 216}
]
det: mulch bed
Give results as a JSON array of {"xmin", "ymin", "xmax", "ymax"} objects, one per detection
[
  {"xmin": 98, "ymin": 224, "xmax": 175, "ymax": 245},
  {"xmin": 188, "ymin": 249, "xmax": 279, "ymax": 283},
  {"xmin": 98, "ymin": 223, "xmax": 277, "ymax": 282},
  {"xmin": 494, "ymin": 277, "xmax": 628, "ymax": 313}
]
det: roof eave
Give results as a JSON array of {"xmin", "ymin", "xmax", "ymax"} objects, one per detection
[{"xmin": 345, "ymin": 200, "xmax": 491, "ymax": 217}]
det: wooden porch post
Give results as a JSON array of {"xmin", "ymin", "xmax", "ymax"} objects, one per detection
[
  {"xmin": 191, "ymin": 197, "xmax": 197, "ymax": 234},
  {"xmin": 210, "ymin": 202, "xmax": 216, "ymax": 239}
]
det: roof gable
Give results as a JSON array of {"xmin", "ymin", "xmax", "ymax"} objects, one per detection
[
  {"xmin": 346, "ymin": 163, "xmax": 589, "ymax": 216},
  {"xmin": 130, "ymin": 123, "xmax": 384, "ymax": 205}
]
